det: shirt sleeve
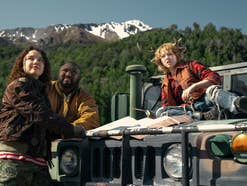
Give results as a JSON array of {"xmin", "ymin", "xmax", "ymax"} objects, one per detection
[
  {"xmin": 72, "ymin": 95, "xmax": 100, "ymax": 130},
  {"xmin": 190, "ymin": 60, "xmax": 222, "ymax": 85},
  {"xmin": 6, "ymin": 79, "xmax": 76, "ymax": 138}
]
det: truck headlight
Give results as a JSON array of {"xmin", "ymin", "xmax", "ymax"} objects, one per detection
[
  {"xmin": 60, "ymin": 149, "xmax": 78, "ymax": 176},
  {"xmin": 163, "ymin": 143, "xmax": 190, "ymax": 179}
]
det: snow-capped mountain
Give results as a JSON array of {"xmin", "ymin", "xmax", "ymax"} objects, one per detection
[
  {"xmin": 84, "ymin": 20, "xmax": 152, "ymax": 40},
  {"xmin": 0, "ymin": 20, "xmax": 152, "ymax": 46}
]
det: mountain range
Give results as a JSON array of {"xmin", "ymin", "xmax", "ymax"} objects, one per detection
[{"xmin": 0, "ymin": 20, "xmax": 152, "ymax": 47}]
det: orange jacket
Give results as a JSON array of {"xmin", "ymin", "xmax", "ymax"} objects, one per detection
[{"xmin": 48, "ymin": 81, "xmax": 100, "ymax": 130}]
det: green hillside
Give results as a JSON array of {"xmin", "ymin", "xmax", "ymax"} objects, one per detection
[{"xmin": 1, "ymin": 23, "xmax": 247, "ymax": 125}]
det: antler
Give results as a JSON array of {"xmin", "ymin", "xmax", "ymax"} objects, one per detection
[
  {"xmin": 136, "ymin": 42, "xmax": 155, "ymax": 54},
  {"xmin": 174, "ymin": 38, "xmax": 182, "ymax": 46}
]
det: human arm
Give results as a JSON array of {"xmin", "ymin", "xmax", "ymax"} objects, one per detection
[
  {"xmin": 182, "ymin": 61, "xmax": 221, "ymax": 101},
  {"xmin": 72, "ymin": 95, "xmax": 100, "ymax": 130},
  {"xmin": 5, "ymin": 78, "xmax": 84, "ymax": 138},
  {"xmin": 182, "ymin": 79, "xmax": 214, "ymax": 101}
]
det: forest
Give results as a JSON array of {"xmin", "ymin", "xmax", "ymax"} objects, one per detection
[{"xmin": 1, "ymin": 22, "xmax": 247, "ymax": 125}]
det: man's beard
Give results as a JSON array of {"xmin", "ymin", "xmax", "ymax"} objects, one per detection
[{"xmin": 59, "ymin": 78, "xmax": 80, "ymax": 91}]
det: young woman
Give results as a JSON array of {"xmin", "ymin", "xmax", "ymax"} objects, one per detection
[{"xmin": 0, "ymin": 46, "xmax": 84, "ymax": 186}]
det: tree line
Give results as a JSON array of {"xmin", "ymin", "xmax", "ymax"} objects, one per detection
[{"xmin": 0, "ymin": 22, "xmax": 247, "ymax": 125}]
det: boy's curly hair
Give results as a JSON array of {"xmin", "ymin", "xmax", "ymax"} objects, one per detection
[{"xmin": 152, "ymin": 40, "xmax": 186, "ymax": 72}]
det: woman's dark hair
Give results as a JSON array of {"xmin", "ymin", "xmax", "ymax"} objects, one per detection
[{"xmin": 7, "ymin": 46, "xmax": 51, "ymax": 88}]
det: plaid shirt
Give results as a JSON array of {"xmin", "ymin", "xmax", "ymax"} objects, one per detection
[{"xmin": 161, "ymin": 60, "xmax": 222, "ymax": 106}]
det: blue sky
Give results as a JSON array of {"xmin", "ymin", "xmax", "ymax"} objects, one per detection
[{"xmin": 0, "ymin": 0, "xmax": 246, "ymax": 33}]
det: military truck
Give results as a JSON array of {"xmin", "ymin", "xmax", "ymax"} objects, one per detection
[{"xmin": 49, "ymin": 62, "xmax": 247, "ymax": 186}]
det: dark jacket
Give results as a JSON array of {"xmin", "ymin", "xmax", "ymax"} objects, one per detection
[{"xmin": 0, "ymin": 76, "xmax": 77, "ymax": 162}]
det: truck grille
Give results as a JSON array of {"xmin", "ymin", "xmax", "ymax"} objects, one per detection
[
  {"xmin": 90, "ymin": 145, "xmax": 156, "ymax": 181},
  {"xmin": 88, "ymin": 135, "xmax": 182, "ymax": 184}
]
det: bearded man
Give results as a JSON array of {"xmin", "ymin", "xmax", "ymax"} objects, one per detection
[{"xmin": 48, "ymin": 62, "xmax": 100, "ymax": 130}]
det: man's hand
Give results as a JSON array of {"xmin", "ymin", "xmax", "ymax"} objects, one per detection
[
  {"xmin": 73, "ymin": 125, "xmax": 86, "ymax": 138},
  {"xmin": 182, "ymin": 80, "xmax": 214, "ymax": 102},
  {"xmin": 182, "ymin": 84, "xmax": 196, "ymax": 101}
]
